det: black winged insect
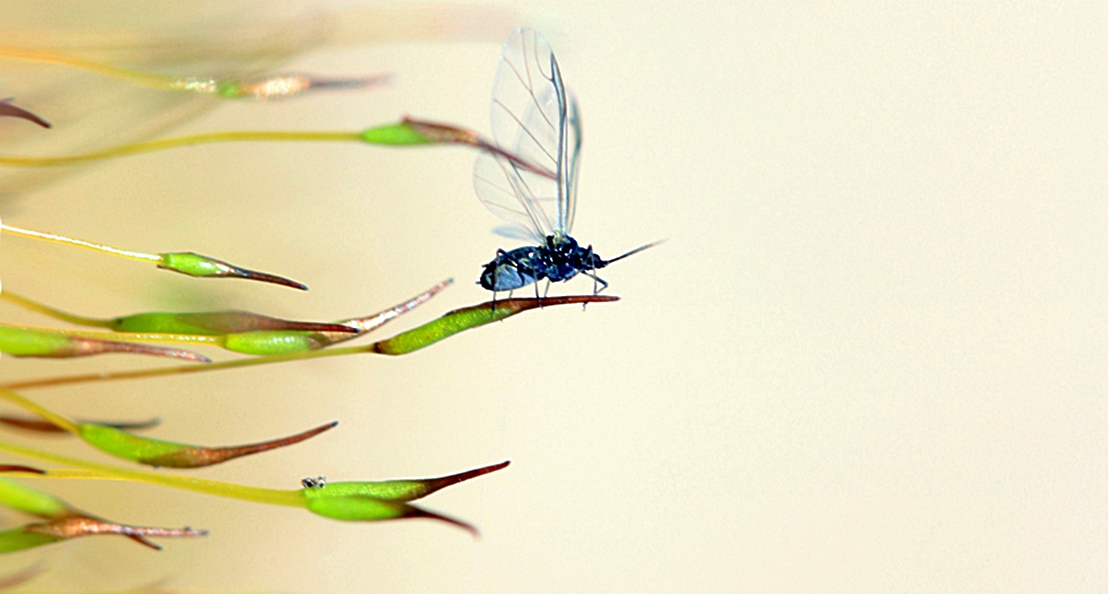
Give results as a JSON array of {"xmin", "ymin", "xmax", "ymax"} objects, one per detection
[{"xmin": 473, "ymin": 29, "xmax": 659, "ymax": 298}]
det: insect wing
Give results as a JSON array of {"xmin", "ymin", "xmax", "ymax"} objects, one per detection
[
  {"xmin": 491, "ymin": 224, "xmax": 539, "ymax": 242},
  {"xmin": 473, "ymin": 28, "xmax": 575, "ymax": 243},
  {"xmin": 473, "ymin": 152, "xmax": 549, "ymax": 244},
  {"xmin": 565, "ymin": 94, "xmax": 582, "ymax": 235}
]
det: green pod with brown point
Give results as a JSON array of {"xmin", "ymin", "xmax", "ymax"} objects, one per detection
[
  {"xmin": 0, "ymin": 325, "xmax": 210, "ymax": 362},
  {"xmin": 75, "ymin": 421, "xmax": 336, "ymax": 468},
  {"xmin": 301, "ymin": 462, "xmax": 511, "ymax": 503},
  {"xmin": 222, "ymin": 330, "xmax": 325, "ymax": 355},
  {"xmin": 371, "ymin": 302, "xmax": 531, "ymax": 355},
  {"xmin": 110, "ymin": 311, "xmax": 359, "ymax": 336},
  {"xmin": 365, "ymin": 297, "xmax": 617, "ymax": 356},
  {"xmin": 157, "ymin": 252, "xmax": 307, "ymax": 290}
]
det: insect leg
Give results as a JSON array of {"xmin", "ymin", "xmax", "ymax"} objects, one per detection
[
  {"xmin": 582, "ymin": 272, "xmax": 609, "ymax": 294},
  {"xmin": 585, "ymin": 245, "xmax": 599, "ymax": 294}
]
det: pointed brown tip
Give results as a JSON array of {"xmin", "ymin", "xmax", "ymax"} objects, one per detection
[
  {"xmin": 96, "ymin": 417, "xmax": 162, "ymax": 431},
  {"xmin": 0, "ymin": 100, "xmax": 51, "ymax": 128},
  {"xmin": 232, "ymin": 268, "xmax": 309, "ymax": 291},
  {"xmin": 159, "ymin": 252, "xmax": 308, "ymax": 290},
  {"xmin": 175, "ymin": 312, "xmax": 357, "ymax": 334},
  {"xmin": 407, "ymin": 506, "xmax": 480, "ymax": 538},
  {"xmin": 0, "ymin": 415, "xmax": 69, "ymax": 434},
  {"xmin": 470, "ymin": 295, "xmax": 620, "ymax": 316},
  {"xmin": 143, "ymin": 421, "xmax": 338, "ymax": 468},
  {"xmin": 125, "ymin": 533, "xmax": 162, "ymax": 551},
  {"xmin": 66, "ymin": 337, "xmax": 212, "ymax": 362},
  {"xmin": 0, "ymin": 465, "xmax": 46, "ymax": 474},
  {"xmin": 420, "ymin": 460, "xmax": 511, "ymax": 496},
  {"xmin": 157, "ymin": 348, "xmax": 211, "ymax": 363},
  {"xmin": 307, "ymin": 73, "xmax": 393, "ymax": 91}
]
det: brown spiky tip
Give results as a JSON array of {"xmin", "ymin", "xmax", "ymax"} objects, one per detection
[
  {"xmin": 291, "ymin": 72, "xmax": 394, "ymax": 92},
  {"xmin": 61, "ymin": 336, "xmax": 211, "ymax": 363},
  {"xmin": 117, "ymin": 524, "xmax": 208, "ymax": 551},
  {"xmin": 320, "ymin": 278, "xmax": 455, "ymax": 344},
  {"xmin": 24, "ymin": 516, "xmax": 207, "ymax": 550},
  {"xmin": 0, "ymin": 465, "xmax": 45, "ymax": 474},
  {"xmin": 172, "ymin": 311, "xmax": 358, "ymax": 334},
  {"xmin": 401, "ymin": 117, "xmax": 556, "ymax": 179},
  {"xmin": 0, "ymin": 100, "xmax": 51, "ymax": 128},
  {"xmin": 403, "ymin": 505, "xmax": 480, "ymax": 538},
  {"xmin": 142, "ymin": 421, "xmax": 338, "ymax": 468},
  {"xmin": 419, "ymin": 461, "xmax": 511, "ymax": 498},
  {"xmin": 0, "ymin": 415, "xmax": 66, "ymax": 434},
  {"xmin": 235, "ymin": 73, "xmax": 392, "ymax": 99},
  {"xmin": 222, "ymin": 267, "xmax": 307, "ymax": 291},
  {"xmin": 158, "ymin": 252, "xmax": 308, "ymax": 291},
  {"xmin": 475, "ymin": 295, "xmax": 620, "ymax": 315}
]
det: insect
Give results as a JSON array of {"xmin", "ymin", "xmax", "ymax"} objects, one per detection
[
  {"xmin": 473, "ymin": 29, "xmax": 659, "ymax": 297},
  {"xmin": 301, "ymin": 476, "xmax": 327, "ymax": 489}
]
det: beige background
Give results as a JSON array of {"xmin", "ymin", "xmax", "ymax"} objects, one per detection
[{"xmin": 0, "ymin": 1, "xmax": 1104, "ymax": 592}]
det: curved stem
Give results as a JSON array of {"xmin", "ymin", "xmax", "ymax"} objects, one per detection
[
  {"xmin": 0, "ymin": 131, "xmax": 362, "ymax": 166},
  {"xmin": 0, "ymin": 390, "xmax": 77, "ymax": 434},
  {"xmin": 0, "ymin": 46, "xmax": 179, "ymax": 91},
  {"xmin": 0, "ymin": 292, "xmax": 113, "ymax": 328},
  {"xmin": 0, "ymin": 440, "xmax": 304, "ymax": 508},
  {"xmin": 2, "ymin": 323, "xmax": 222, "ymax": 346},
  {"xmin": 0, "ymin": 295, "xmax": 618, "ymax": 391},
  {"xmin": 1, "ymin": 224, "xmax": 160, "ymax": 263}
]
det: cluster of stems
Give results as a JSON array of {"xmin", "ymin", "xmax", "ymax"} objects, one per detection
[{"xmin": 0, "ymin": 22, "xmax": 615, "ymax": 567}]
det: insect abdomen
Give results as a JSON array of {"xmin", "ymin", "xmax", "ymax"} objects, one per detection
[{"xmin": 479, "ymin": 246, "xmax": 543, "ymax": 291}]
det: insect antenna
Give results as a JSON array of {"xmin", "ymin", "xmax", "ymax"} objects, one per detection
[{"xmin": 602, "ymin": 239, "xmax": 667, "ymax": 266}]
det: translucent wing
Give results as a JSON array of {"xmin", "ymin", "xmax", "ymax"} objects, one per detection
[
  {"xmin": 565, "ymin": 95, "xmax": 582, "ymax": 235},
  {"xmin": 472, "ymin": 28, "xmax": 578, "ymax": 244},
  {"xmin": 491, "ymin": 224, "xmax": 539, "ymax": 241}
]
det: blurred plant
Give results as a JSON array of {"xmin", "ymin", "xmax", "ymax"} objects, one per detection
[
  {"xmin": 0, "ymin": 454, "xmax": 512, "ymax": 537},
  {"xmin": 0, "ymin": 473, "xmax": 205, "ymax": 553},
  {"xmin": 0, "ymin": 8, "xmax": 627, "ymax": 590}
]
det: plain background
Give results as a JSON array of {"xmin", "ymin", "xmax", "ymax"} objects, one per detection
[{"xmin": 0, "ymin": 1, "xmax": 1104, "ymax": 592}]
